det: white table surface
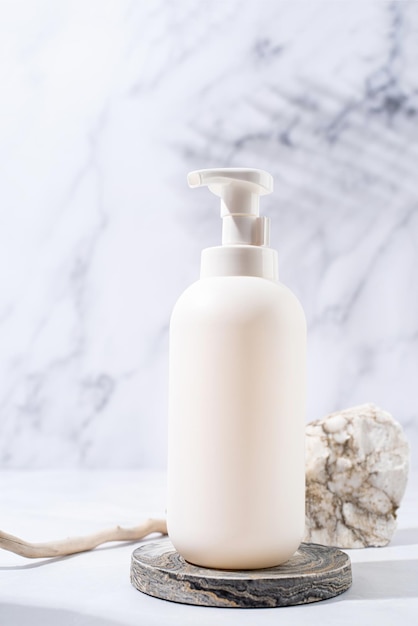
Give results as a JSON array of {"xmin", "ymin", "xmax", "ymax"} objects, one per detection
[{"xmin": 0, "ymin": 470, "xmax": 417, "ymax": 626}]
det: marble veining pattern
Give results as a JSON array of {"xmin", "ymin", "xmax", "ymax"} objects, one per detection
[
  {"xmin": 131, "ymin": 536, "xmax": 352, "ymax": 608},
  {"xmin": 0, "ymin": 1, "xmax": 417, "ymax": 467},
  {"xmin": 304, "ymin": 403, "xmax": 410, "ymax": 547}
]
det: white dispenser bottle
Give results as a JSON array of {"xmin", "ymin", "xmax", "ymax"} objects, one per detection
[{"xmin": 167, "ymin": 168, "xmax": 306, "ymax": 570}]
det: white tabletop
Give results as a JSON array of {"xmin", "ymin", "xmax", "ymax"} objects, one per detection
[{"xmin": 0, "ymin": 470, "xmax": 417, "ymax": 626}]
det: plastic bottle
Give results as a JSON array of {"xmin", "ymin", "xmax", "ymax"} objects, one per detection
[{"xmin": 167, "ymin": 168, "xmax": 306, "ymax": 570}]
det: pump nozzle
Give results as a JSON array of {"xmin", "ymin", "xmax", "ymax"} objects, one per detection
[{"xmin": 187, "ymin": 168, "xmax": 273, "ymax": 246}]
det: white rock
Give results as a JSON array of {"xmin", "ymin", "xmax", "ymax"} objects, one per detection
[{"xmin": 304, "ymin": 403, "xmax": 410, "ymax": 548}]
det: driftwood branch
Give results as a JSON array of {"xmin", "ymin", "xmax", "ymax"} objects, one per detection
[{"xmin": 0, "ymin": 518, "xmax": 167, "ymax": 558}]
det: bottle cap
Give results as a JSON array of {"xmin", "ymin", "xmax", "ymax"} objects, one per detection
[{"xmin": 187, "ymin": 168, "xmax": 273, "ymax": 246}]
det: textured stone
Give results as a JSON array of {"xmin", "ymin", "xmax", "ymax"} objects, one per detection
[
  {"xmin": 131, "ymin": 537, "xmax": 352, "ymax": 608},
  {"xmin": 304, "ymin": 403, "xmax": 409, "ymax": 548}
]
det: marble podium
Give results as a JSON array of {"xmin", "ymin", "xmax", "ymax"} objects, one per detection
[{"xmin": 131, "ymin": 537, "xmax": 352, "ymax": 608}]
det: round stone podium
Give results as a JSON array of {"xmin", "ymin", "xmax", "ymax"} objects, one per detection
[{"xmin": 130, "ymin": 537, "xmax": 352, "ymax": 608}]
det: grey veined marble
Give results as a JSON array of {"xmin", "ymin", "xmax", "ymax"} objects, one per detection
[
  {"xmin": 131, "ymin": 537, "xmax": 352, "ymax": 608},
  {"xmin": 304, "ymin": 403, "xmax": 410, "ymax": 548}
]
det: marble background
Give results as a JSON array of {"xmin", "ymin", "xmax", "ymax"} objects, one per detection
[{"xmin": 0, "ymin": 0, "xmax": 417, "ymax": 468}]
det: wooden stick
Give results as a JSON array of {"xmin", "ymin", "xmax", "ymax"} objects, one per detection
[{"xmin": 0, "ymin": 518, "xmax": 167, "ymax": 558}]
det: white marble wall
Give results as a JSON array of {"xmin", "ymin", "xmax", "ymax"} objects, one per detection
[{"xmin": 0, "ymin": 1, "xmax": 417, "ymax": 468}]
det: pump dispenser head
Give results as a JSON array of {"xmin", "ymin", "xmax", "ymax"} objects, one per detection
[
  {"xmin": 188, "ymin": 167, "xmax": 278, "ymax": 281},
  {"xmin": 187, "ymin": 168, "xmax": 273, "ymax": 246}
]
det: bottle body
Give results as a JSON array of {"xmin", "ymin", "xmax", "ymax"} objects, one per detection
[{"xmin": 167, "ymin": 275, "xmax": 306, "ymax": 569}]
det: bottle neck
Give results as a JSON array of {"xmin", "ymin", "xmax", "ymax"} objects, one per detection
[{"xmin": 200, "ymin": 246, "xmax": 279, "ymax": 281}]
